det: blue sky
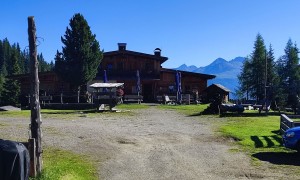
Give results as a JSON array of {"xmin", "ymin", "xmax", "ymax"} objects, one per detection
[{"xmin": 1, "ymin": 1, "xmax": 299, "ymax": 68}]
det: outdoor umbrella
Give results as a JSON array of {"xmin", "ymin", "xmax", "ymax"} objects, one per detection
[
  {"xmin": 103, "ymin": 70, "xmax": 108, "ymax": 83},
  {"xmin": 136, "ymin": 70, "xmax": 141, "ymax": 95},
  {"xmin": 176, "ymin": 71, "xmax": 182, "ymax": 103},
  {"xmin": 103, "ymin": 70, "xmax": 108, "ymax": 92}
]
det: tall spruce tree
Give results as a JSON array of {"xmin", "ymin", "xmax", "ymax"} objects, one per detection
[
  {"xmin": 277, "ymin": 39, "xmax": 300, "ymax": 112},
  {"xmin": 237, "ymin": 57, "xmax": 252, "ymax": 100},
  {"xmin": 55, "ymin": 13, "xmax": 103, "ymax": 102},
  {"xmin": 238, "ymin": 34, "xmax": 268, "ymax": 101},
  {"xmin": 265, "ymin": 45, "xmax": 277, "ymax": 106}
]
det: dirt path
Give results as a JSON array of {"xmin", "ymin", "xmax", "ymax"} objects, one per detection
[{"xmin": 0, "ymin": 106, "xmax": 289, "ymax": 179}]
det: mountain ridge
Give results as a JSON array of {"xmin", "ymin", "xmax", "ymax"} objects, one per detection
[{"xmin": 174, "ymin": 57, "xmax": 245, "ymax": 98}]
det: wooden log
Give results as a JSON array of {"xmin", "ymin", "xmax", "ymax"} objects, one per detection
[
  {"xmin": 28, "ymin": 138, "xmax": 36, "ymax": 177},
  {"xmin": 28, "ymin": 16, "xmax": 43, "ymax": 175}
]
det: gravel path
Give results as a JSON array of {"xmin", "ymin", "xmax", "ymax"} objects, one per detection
[{"xmin": 0, "ymin": 106, "xmax": 290, "ymax": 179}]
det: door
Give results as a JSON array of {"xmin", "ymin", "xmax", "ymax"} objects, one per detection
[{"xmin": 143, "ymin": 83, "xmax": 153, "ymax": 102}]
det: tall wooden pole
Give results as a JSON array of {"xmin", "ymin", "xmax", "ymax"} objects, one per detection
[
  {"xmin": 28, "ymin": 16, "xmax": 42, "ymax": 174},
  {"xmin": 264, "ymin": 49, "xmax": 268, "ymax": 115}
]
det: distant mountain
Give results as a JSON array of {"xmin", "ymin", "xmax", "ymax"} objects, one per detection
[
  {"xmin": 175, "ymin": 57, "xmax": 245, "ymax": 99},
  {"xmin": 176, "ymin": 64, "xmax": 198, "ymax": 72}
]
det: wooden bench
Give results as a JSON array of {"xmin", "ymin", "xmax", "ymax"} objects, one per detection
[
  {"xmin": 39, "ymin": 95, "xmax": 53, "ymax": 105},
  {"xmin": 252, "ymin": 104, "xmax": 262, "ymax": 110},
  {"xmin": 156, "ymin": 96, "xmax": 164, "ymax": 103},
  {"xmin": 240, "ymin": 104, "xmax": 254, "ymax": 110},
  {"xmin": 123, "ymin": 95, "xmax": 143, "ymax": 103}
]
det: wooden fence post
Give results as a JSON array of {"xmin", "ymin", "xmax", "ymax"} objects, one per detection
[{"xmin": 28, "ymin": 138, "xmax": 36, "ymax": 177}]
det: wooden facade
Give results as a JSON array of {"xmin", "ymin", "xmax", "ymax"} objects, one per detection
[
  {"xmin": 94, "ymin": 43, "xmax": 215, "ymax": 102},
  {"xmin": 13, "ymin": 43, "xmax": 216, "ymax": 103},
  {"xmin": 12, "ymin": 71, "xmax": 69, "ymax": 96}
]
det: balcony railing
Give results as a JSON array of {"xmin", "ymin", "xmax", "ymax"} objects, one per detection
[{"xmin": 96, "ymin": 70, "xmax": 160, "ymax": 80}]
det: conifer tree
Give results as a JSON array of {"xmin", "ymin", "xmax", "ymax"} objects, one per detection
[
  {"xmin": 55, "ymin": 13, "xmax": 103, "ymax": 102},
  {"xmin": 277, "ymin": 39, "xmax": 300, "ymax": 112},
  {"xmin": 1, "ymin": 51, "xmax": 21, "ymax": 106},
  {"xmin": 38, "ymin": 53, "xmax": 51, "ymax": 72},
  {"xmin": 0, "ymin": 40, "xmax": 4, "ymax": 75},
  {"xmin": 238, "ymin": 34, "xmax": 268, "ymax": 101},
  {"xmin": 265, "ymin": 45, "xmax": 277, "ymax": 104},
  {"xmin": 237, "ymin": 57, "xmax": 252, "ymax": 100}
]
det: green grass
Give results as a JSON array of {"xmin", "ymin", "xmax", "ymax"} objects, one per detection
[
  {"xmin": 116, "ymin": 103, "xmax": 149, "ymax": 110},
  {"xmin": 0, "ymin": 110, "xmax": 31, "ymax": 117},
  {"xmin": 218, "ymin": 115, "xmax": 286, "ymax": 153},
  {"xmin": 0, "ymin": 109, "xmax": 91, "ymax": 118},
  {"xmin": 32, "ymin": 148, "xmax": 97, "ymax": 180},
  {"xmin": 157, "ymin": 105, "xmax": 285, "ymax": 153},
  {"xmin": 158, "ymin": 104, "xmax": 209, "ymax": 115}
]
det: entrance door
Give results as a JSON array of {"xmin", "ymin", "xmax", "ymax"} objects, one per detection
[{"xmin": 143, "ymin": 84, "xmax": 153, "ymax": 102}]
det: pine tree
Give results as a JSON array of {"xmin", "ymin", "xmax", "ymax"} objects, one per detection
[
  {"xmin": 0, "ymin": 40, "xmax": 4, "ymax": 75},
  {"xmin": 0, "ymin": 73, "xmax": 4, "ymax": 102},
  {"xmin": 11, "ymin": 49, "xmax": 21, "ymax": 75},
  {"xmin": 38, "ymin": 53, "xmax": 51, "ymax": 72},
  {"xmin": 1, "ymin": 38, "xmax": 11, "ymax": 76},
  {"xmin": 279, "ymin": 39, "xmax": 300, "ymax": 112},
  {"xmin": 237, "ymin": 57, "xmax": 252, "ymax": 100},
  {"xmin": 55, "ymin": 13, "xmax": 103, "ymax": 102},
  {"xmin": 238, "ymin": 34, "xmax": 269, "ymax": 102},
  {"xmin": 266, "ymin": 44, "xmax": 282, "ymax": 109},
  {"xmin": 49, "ymin": 61, "xmax": 54, "ymax": 71},
  {"xmin": 1, "ymin": 49, "xmax": 21, "ymax": 106}
]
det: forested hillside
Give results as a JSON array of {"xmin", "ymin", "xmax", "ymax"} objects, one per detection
[
  {"xmin": 0, "ymin": 38, "xmax": 53, "ymax": 76},
  {"xmin": 0, "ymin": 38, "xmax": 53, "ymax": 106}
]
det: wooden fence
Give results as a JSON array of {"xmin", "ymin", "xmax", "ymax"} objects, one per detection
[{"xmin": 280, "ymin": 114, "xmax": 300, "ymax": 134}]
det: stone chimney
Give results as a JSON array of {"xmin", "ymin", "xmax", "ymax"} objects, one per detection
[
  {"xmin": 154, "ymin": 48, "xmax": 161, "ymax": 56},
  {"xmin": 118, "ymin": 43, "xmax": 127, "ymax": 51}
]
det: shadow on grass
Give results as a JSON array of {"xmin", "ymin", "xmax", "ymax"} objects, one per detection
[
  {"xmin": 251, "ymin": 135, "xmax": 282, "ymax": 148},
  {"xmin": 271, "ymin": 130, "xmax": 281, "ymax": 135},
  {"xmin": 252, "ymin": 152, "xmax": 300, "ymax": 166}
]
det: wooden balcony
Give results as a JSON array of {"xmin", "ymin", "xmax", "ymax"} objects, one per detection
[{"xmin": 96, "ymin": 70, "xmax": 160, "ymax": 80}]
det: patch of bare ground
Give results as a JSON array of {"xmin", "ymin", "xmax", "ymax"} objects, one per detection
[{"xmin": 0, "ymin": 106, "xmax": 298, "ymax": 179}]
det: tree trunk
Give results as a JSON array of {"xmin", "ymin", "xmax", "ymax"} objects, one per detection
[{"xmin": 28, "ymin": 16, "xmax": 42, "ymax": 175}]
